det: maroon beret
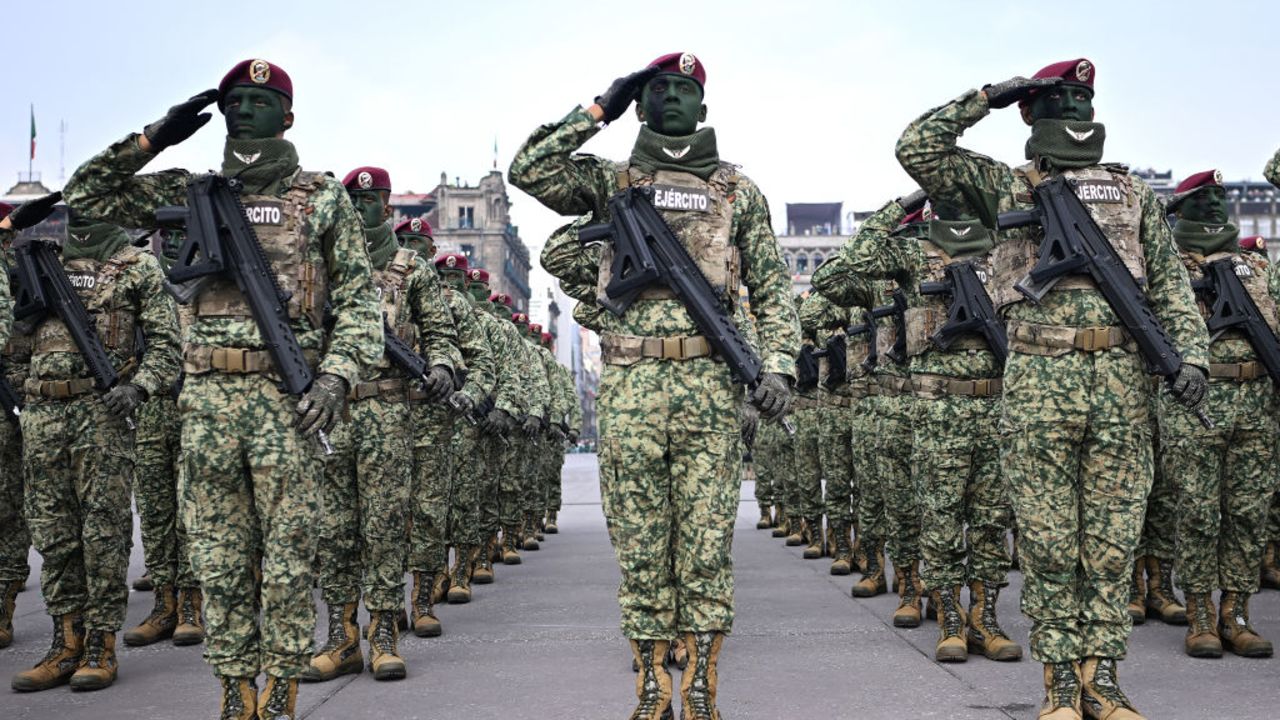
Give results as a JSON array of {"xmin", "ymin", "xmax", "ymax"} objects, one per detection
[
  {"xmin": 218, "ymin": 59, "xmax": 293, "ymax": 110},
  {"xmin": 434, "ymin": 253, "xmax": 468, "ymax": 273},
  {"xmin": 468, "ymin": 268, "xmax": 490, "ymax": 284},
  {"xmin": 900, "ymin": 207, "xmax": 929, "ymax": 226},
  {"xmin": 342, "ymin": 166, "xmax": 392, "ymax": 193},
  {"xmin": 529, "ymin": 322, "xmax": 543, "ymax": 334},
  {"xmin": 394, "ymin": 217, "xmax": 432, "ymax": 237},
  {"xmin": 0, "ymin": 202, "xmax": 12, "ymax": 221},
  {"xmin": 490, "ymin": 293, "xmax": 512, "ymax": 306},
  {"xmin": 1167, "ymin": 169, "xmax": 1224, "ymax": 212},
  {"xmin": 511, "ymin": 312, "xmax": 529, "ymax": 326},
  {"xmin": 1241, "ymin": 236, "xmax": 1266, "ymax": 252},
  {"xmin": 1021, "ymin": 58, "xmax": 1094, "ymax": 107},
  {"xmin": 540, "ymin": 332, "xmax": 553, "ymax": 346},
  {"xmin": 649, "ymin": 52, "xmax": 706, "ymax": 88}
]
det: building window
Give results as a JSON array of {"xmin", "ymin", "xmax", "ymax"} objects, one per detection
[
  {"xmin": 795, "ymin": 254, "xmax": 809, "ymax": 275},
  {"xmin": 458, "ymin": 206, "xmax": 474, "ymax": 229},
  {"xmin": 783, "ymin": 252, "xmax": 795, "ymax": 273},
  {"xmin": 460, "ymin": 244, "xmax": 475, "ymax": 264}
]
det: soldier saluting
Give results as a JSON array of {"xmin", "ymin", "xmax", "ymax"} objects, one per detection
[{"xmin": 63, "ymin": 59, "xmax": 381, "ymax": 720}]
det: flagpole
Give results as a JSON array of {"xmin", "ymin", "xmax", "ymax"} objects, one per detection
[{"xmin": 28, "ymin": 104, "xmax": 34, "ymax": 180}]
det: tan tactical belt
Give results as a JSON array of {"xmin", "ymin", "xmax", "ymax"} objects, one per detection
[
  {"xmin": 791, "ymin": 395, "xmax": 820, "ymax": 411},
  {"xmin": 600, "ymin": 333, "xmax": 714, "ymax": 365},
  {"xmin": 1007, "ymin": 319, "xmax": 1136, "ymax": 356},
  {"xmin": 1209, "ymin": 361, "xmax": 1265, "ymax": 382},
  {"xmin": 844, "ymin": 377, "xmax": 873, "ymax": 399},
  {"xmin": 911, "ymin": 373, "xmax": 1003, "ymax": 399},
  {"xmin": 822, "ymin": 393, "xmax": 855, "ymax": 408},
  {"xmin": 183, "ymin": 346, "xmax": 318, "ymax": 377},
  {"xmin": 871, "ymin": 374, "xmax": 912, "ymax": 397},
  {"xmin": 24, "ymin": 377, "xmax": 96, "ymax": 400},
  {"xmin": 349, "ymin": 378, "xmax": 411, "ymax": 401}
]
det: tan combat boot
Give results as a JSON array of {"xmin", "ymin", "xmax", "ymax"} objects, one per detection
[
  {"xmin": 892, "ymin": 561, "xmax": 924, "ymax": 628},
  {"xmin": 771, "ymin": 506, "xmax": 788, "ymax": 538},
  {"xmin": 1039, "ymin": 661, "xmax": 1082, "ymax": 720},
  {"xmin": 0, "ymin": 579, "xmax": 21, "ymax": 647},
  {"xmin": 1218, "ymin": 591, "xmax": 1273, "ymax": 658},
  {"xmin": 756, "ymin": 504, "xmax": 773, "ymax": 530},
  {"xmin": 522, "ymin": 514, "xmax": 541, "ymax": 551},
  {"xmin": 1080, "ymin": 657, "xmax": 1144, "ymax": 719},
  {"xmin": 1126, "ymin": 559, "xmax": 1146, "ymax": 625},
  {"xmin": 828, "ymin": 522, "xmax": 854, "ymax": 576},
  {"xmin": 447, "ymin": 546, "xmax": 474, "ymax": 604},
  {"xmin": 300, "ymin": 602, "xmax": 363, "ymax": 681},
  {"xmin": 257, "ymin": 676, "xmax": 298, "ymax": 720},
  {"xmin": 933, "ymin": 586, "xmax": 967, "ymax": 662},
  {"xmin": 430, "ymin": 568, "xmax": 450, "ymax": 603},
  {"xmin": 851, "ymin": 539, "xmax": 887, "ymax": 597},
  {"xmin": 629, "ymin": 639, "xmax": 674, "ymax": 720},
  {"xmin": 218, "ymin": 676, "xmax": 257, "ymax": 720},
  {"xmin": 680, "ymin": 631, "xmax": 724, "ymax": 720},
  {"xmin": 967, "ymin": 581, "xmax": 1022, "ymax": 661},
  {"xmin": 173, "ymin": 587, "xmax": 205, "ymax": 645},
  {"xmin": 502, "ymin": 526, "xmax": 523, "ymax": 565},
  {"xmin": 131, "ymin": 571, "xmax": 153, "ymax": 592},
  {"xmin": 69, "ymin": 629, "xmax": 118, "ymax": 691},
  {"xmin": 1182, "ymin": 592, "xmax": 1222, "ymax": 658},
  {"xmin": 802, "ymin": 517, "xmax": 825, "ymax": 559},
  {"xmin": 366, "ymin": 610, "xmax": 406, "ymax": 681},
  {"xmin": 784, "ymin": 515, "xmax": 804, "ymax": 546},
  {"xmin": 545, "ymin": 509, "xmax": 560, "ymax": 534},
  {"xmin": 1261, "ymin": 541, "xmax": 1280, "ymax": 590},
  {"xmin": 1142, "ymin": 556, "xmax": 1186, "ymax": 625},
  {"xmin": 124, "ymin": 584, "xmax": 178, "ymax": 646},
  {"xmin": 410, "ymin": 572, "xmax": 442, "ymax": 637},
  {"xmin": 11, "ymin": 614, "xmax": 84, "ymax": 691},
  {"xmin": 473, "ymin": 540, "xmax": 496, "ymax": 585}
]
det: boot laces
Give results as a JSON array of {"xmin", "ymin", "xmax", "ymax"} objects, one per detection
[
  {"xmin": 1088, "ymin": 659, "xmax": 1133, "ymax": 708},
  {"xmin": 261, "ymin": 679, "xmax": 292, "ymax": 718},
  {"xmin": 318, "ymin": 606, "xmax": 350, "ymax": 653},
  {"xmin": 899, "ymin": 570, "xmax": 919, "ymax": 605},
  {"xmin": 1190, "ymin": 595, "xmax": 1215, "ymax": 632},
  {"xmin": 1047, "ymin": 662, "xmax": 1079, "ymax": 708},
  {"xmin": 684, "ymin": 634, "xmax": 717, "ymax": 719},
  {"xmin": 939, "ymin": 591, "xmax": 963, "ymax": 637},
  {"xmin": 371, "ymin": 613, "xmax": 397, "ymax": 655},
  {"xmin": 180, "ymin": 592, "xmax": 199, "ymax": 625},
  {"xmin": 220, "ymin": 678, "xmax": 253, "ymax": 718},
  {"xmin": 1228, "ymin": 597, "xmax": 1253, "ymax": 632},
  {"xmin": 144, "ymin": 590, "xmax": 172, "ymax": 623},
  {"xmin": 631, "ymin": 641, "xmax": 665, "ymax": 717},
  {"xmin": 979, "ymin": 589, "xmax": 1009, "ymax": 639},
  {"xmin": 82, "ymin": 631, "xmax": 108, "ymax": 668},
  {"xmin": 1157, "ymin": 560, "xmax": 1178, "ymax": 599}
]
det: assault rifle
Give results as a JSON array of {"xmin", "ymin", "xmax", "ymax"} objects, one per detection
[
  {"xmin": 856, "ymin": 290, "xmax": 908, "ymax": 369},
  {"xmin": 157, "ymin": 174, "xmax": 332, "ymax": 452},
  {"xmin": 1190, "ymin": 258, "xmax": 1280, "ymax": 385},
  {"xmin": 0, "ymin": 365, "xmax": 20, "ymax": 426},
  {"xmin": 380, "ymin": 316, "xmax": 459, "ymax": 407},
  {"xmin": 998, "ymin": 175, "xmax": 1211, "ymax": 428},
  {"xmin": 580, "ymin": 186, "xmax": 793, "ymax": 431},
  {"xmin": 796, "ymin": 345, "xmax": 820, "ymax": 391},
  {"xmin": 918, "ymin": 261, "xmax": 1008, "ymax": 365},
  {"xmin": 12, "ymin": 239, "xmax": 135, "ymax": 429},
  {"xmin": 811, "ymin": 331, "xmax": 848, "ymax": 390}
]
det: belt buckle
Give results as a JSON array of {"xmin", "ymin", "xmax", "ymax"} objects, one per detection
[
  {"xmin": 1242, "ymin": 363, "xmax": 1259, "ymax": 381},
  {"xmin": 661, "ymin": 337, "xmax": 683, "ymax": 360},
  {"xmin": 974, "ymin": 379, "xmax": 990, "ymax": 396}
]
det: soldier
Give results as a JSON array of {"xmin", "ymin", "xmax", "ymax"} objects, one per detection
[
  {"xmin": 542, "ymin": 332, "xmax": 581, "ymax": 533},
  {"xmin": 1161, "ymin": 169, "xmax": 1277, "ymax": 659},
  {"xmin": 304, "ymin": 166, "xmax": 458, "ymax": 682},
  {"xmin": 509, "ymin": 312, "xmax": 553, "ymax": 552},
  {"xmin": 517, "ymin": 52, "xmax": 797, "ymax": 719},
  {"xmin": 123, "ymin": 229, "xmax": 205, "ymax": 649},
  {"xmin": 7, "ymin": 204, "xmax": 179, "ymax": 693},
  {"xmin": 63, "ymin": 59, "xmax": 382, "ymax": 719},
  {"xmin": 896, "ymin": 58, "xmax": 1208, "ymax": 719},
  {"xmin": 792, "ymin": 295, "xmax": 826, "ymax": 561}
]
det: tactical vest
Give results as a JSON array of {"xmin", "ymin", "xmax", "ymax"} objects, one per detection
[
  {"xmin": 905, "ymin": 241, "xmax": 995, "ymax": 357},
  {"xmin": 371, "ymin": 248, "xmax": 419, "ymax": 371},
  {"xmin": 596, "ymin": 163, "xmax": 741, "ymax": 305},
  {"xmin": 873, "ymin": 278, "xmax": 900, "ymax": 366},
  {"xmin": 848, "ymin": 329, "xmax": 872, "ymax": 379},
  {"xmin": 193, "ymin": 171, "xmax": 329, "ymax": 330},
  {"xmin": 33, "ymin": 245, "xmax": 146, "ymax": 359},
  {"xmin": 990, "ymin": 163, "xmax": 1145, "ymax": 309},
  {"xmin": 1184, "ymin": 250, "xmax": 1279, "ymax": 338}
]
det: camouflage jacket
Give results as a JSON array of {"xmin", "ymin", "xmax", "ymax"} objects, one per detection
[
  {"xmin": 558, "ymin": 361, "xmax": 583, "ymax": 430},
  {"xmin": 531, "ymin": 343, "xmax": 568, "ymax": 424},
  {"xmin": 797, "ymin": 291, "xmax": 861, "ymax": 394},
  {"xmin": 474, "ymin": 308, "xmax": 525, "ymax": 417},
  {"xmin": 490, "ymin": 311, "xmax": 547, "ymax": 418},
  {"xmin": 0, "ymin": 232, "xmax": 10, "ymax": 351},
  {"xmin": 370, "ymin": 255, "xmax": 460, "ymax": 384},
  {"xmin": 62, "ymin": 133, "xmax": 383, "ymax": 389},
  {"xmin": 894, "ymin": 90, "xmax": 1207, "ymax": 369},
  {"xmin": 514, "ymin": 106, "xmax": 798, "ymax": 379},
  {"xmin": 441, "ymin": 285, "xmax": 495, "ymax": 405}
]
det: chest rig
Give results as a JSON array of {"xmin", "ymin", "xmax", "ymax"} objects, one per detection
[
  {"xmin": 193, "ymin": 171, "xmax": 329, "ymax": 330},
  {"xmin": 1184, "ymin": 250, "xmax": 1279, "ymax": 338},
  {"xmin": 990, "ymin": 163, "xmax": 1145, "ymax": 309},
  {"xmin": 874, "ymin": 278, "xmax": 900, "ymax": 365},
  {"xmin": 905, "ymin": 241, "xmax": 995, "ymax": 357},
  {"xmin": 33, "ymin": 245, "xmax": 145, "ymax": 359},
  {"xmin": 372, "ymin": 248, "xmax": 419, "ymax": 370},
  {"xmin": 596, "ymin": 163, "xmax": 741, "ymax": 306}
]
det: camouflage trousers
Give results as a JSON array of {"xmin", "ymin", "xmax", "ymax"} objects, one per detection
[
  {"xmin": 791, "ymin": 401, "xmax": 824, "ymax": 520},
  {"xmin": 445, "ymin": 421, "xmax": 485, "ymax": 547},
  {"xmin": 520, "ymin": 438, "xmax": 547, "ymax": 518},
  {"xmin": 476, "ymin": 434, "xmax": 503, "ymax": 538},
  {"xmin": 854, "ymin": 394, "xmax": 888, "ymax": 542},
  {"xmin": 878, "ymin": 390, "xmax": 920, "ymax": 566},
  {"xmin": 1270, "ymin": 491, "xmax": 1280, "ymax": 544},
  {"xmin": 752, "ymin": 420, "xmax": 794, "ymax": 509},
  {"xmin": 317, "ymin": 393, "xmax": 411, "ymax": 611},
  {"xmin": 497, "ymin": 432, "xmax": 533, "ymax": 530},
  {"xmin": 1137, "ymin": 397, "xmax": 1177, "ymax": 561},
  {"xmin": 409, "ymin": 402, "xmax": 459, "ymax": 575},
  {"xmin": 1001, "ymin": 350, "xmax": 1153, "ymax": 663},
  {"xmin": 818, "ymin": 397, "xmax": 856, "ymax": 524},
  {"xmin": 0, "ymin": 410, "xmax": 28, "ymax": 584},
  {"xmin": 597, "ymin": 359, "xmax": 743, "ymax": 639},
  {"xmin": 178, "ymin": 373, "xmax": 321, "ymax": 679},
  {"xmin": 913, "ymin": 391, "xmax": 1010, "ymax": 591},
  {"xmin": 1160, "ymin": 376, "xmax": 1279, "ymax": 594},
  {"xmin": 543, "ymin": 441, "xmax": 565, "ymax": 514},
  {"xmin": 134, "ymin": 394, "xmax": 197, "ymax": 589}
]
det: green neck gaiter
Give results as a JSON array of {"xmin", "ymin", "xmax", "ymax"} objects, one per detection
[
  {"xmin": 629, "ymin": 125, "xmax": 720, "ymax": 180},
  {"xmin": 221, "ymin": 137, "xmax": 301, "ymax": 195},
  {"xmin": 1025, "ymin": 119, "xmax": 1106, "ymax": 170},
  {"xmin": 927, "ymin": 219, "xmax": 993, "ymax": 258},
  {"xmin": 365, "ymin": 221, "xmax": 397, "ymax": 269},
  {"xmin": 469, "ymin": 285, "xmax": 490, "ymax": 303},
  {"xmin": 488, "ymin": 302, "xmax": 507, "ymax": 319},
  {"xmin": 1173, "ymin": 219, "xmax": 1239, "ymax": 257},
  {"xmin": 63, "ymin": 221, "xmax": 130, "ymax": 262}
]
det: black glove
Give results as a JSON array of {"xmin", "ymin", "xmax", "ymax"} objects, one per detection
[
  {"xmin": 295, "ymin": 373, "xmax": 346, "ymax": 435},
  {"xmin": 7, "ymin": 192, "xmax": 62, "ymax": 230},
  {"xmin": 420, "ymin": 364, "xmax": 454, "ymax": 402},
  {"xmin": 1169, "ymin": 364, "xmax": 1208, "ymax": 413},
  {"xmin": 101, "ymin": 383, "xmax": 145, "ymax": 420},
  {"xmin": 486, "ymin": 407, "xmax": 518, "ymax": 435},
  {"xmin": 895, "ymin": 189, "xmax": 928, "ymax": 216},
  {"xmin": 447, "ymin": 390, "xmax": 475, "ymax": 416},
  {"xmin": 751, "ymin": 372, "xmax": 793, "ymax": 421},
  {"xmin": 594, "ymin": 66, "xmax": 661, "ymax": 124},
  {"xmin": 522, "ymin": 414, "xmax": 543, "ymax": 438},
  {"xmin": 566, "ymin": 428, "xmax": 580, "ymax": 444},
  {"xmin": 143, "ymin": 89, "xmax": 219, "ymax": 152},
  {"xmin": 548, "ymin": 424, "xmax": 567, "ymax": 443},
  {"xmin": 740, "ymin": 404, "xmax": 760, "ymax": 450},
  {"xmin": 982, "ymin": 76, "xmax": 1061, "ymax": 110}
]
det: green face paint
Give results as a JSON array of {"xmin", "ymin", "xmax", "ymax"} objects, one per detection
[
  {"xmin": 442, "ymin": 271, "xmax": 465, "ymax": 290},
  {"xmin": 1028, "ymin": 83, "xmax": 1094, "ymax": 122},
  {"xmin": 640, "ymin": 75, "xmax": 704, "ymax": 136},
  {"xmin": 349, "ymin": 190, "xmax": 388, "ymax": 229},
  {"xmin": 1179, "ymin": 186, "xmax": 1230, "ymax": 224},
  {"xmin": 223, "ymin": 87, "xmax": 290, "ymax": 140}
]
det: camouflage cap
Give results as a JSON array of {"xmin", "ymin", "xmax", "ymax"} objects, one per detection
[
  {"xmin": 218, "ymin": 58, "xmax": 293, "ymax": 110},
  {"xmin": 649, "ymin": 52, "xmax": 706, "ymax": 88},
  {"xmin": 1167, "ymin": 169, "xmax": 1224, "ymax": 213},
  {"xmin": 342, "ymin": 166, "xmax": 392, "ymax": 193},
  {"xmin": 434, "ymin": 252, "xmax": 468, "ymax": 274},
  {"xmin": 1021, "ymin": 58, "xmax": 1094, "ymax": 107},
  {"xmin": 394, "ymin": 217, "xmax": 432, "ymax": 238}
]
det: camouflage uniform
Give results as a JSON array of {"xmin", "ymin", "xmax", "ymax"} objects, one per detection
[
  {"xmin": 0, "ymin": 241, "xmax": 31, "ymax": 597},
  {"xmin": 133, "ymin": 392, "xmax": 196, "ymax": 591},
  {"xmin": 519, "ymin": 106, "xmax": 798, "ymax": 638},
  {"xmin": 63, "ymin": 134, "xmax": 382, "ymax": 679},
  {"xmin": 896, "ymin": 88, "xmax": 1208, "ymax": 662},
  {"xmin": 753, "ymin": 420, "xmax": 792, "ymax": 518},
  {"xmin": 798, "ymin": 293, "xmax": 859, "ymax": 536},
  {"xmin": 791, "ymin": 328, "xmax": 825, "ymax": 547},
  {"xmin": 21, "ymin": 236, "xmax": 179, "ymax": 634}
]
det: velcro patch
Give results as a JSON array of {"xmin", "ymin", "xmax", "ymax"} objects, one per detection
[
  {"xmin": 242, "ymin": 200, "xmax": 285, "ymax": 225},
  {"xmin": 651, "ymin": 184, "xmax": 711, "ymax": 212},
  {"xmin": 67, "ymin": 273, "xmax": 97, "ymax": 290},
  {"xmin": 1073, "ymin": 179, "xmax": 1125, "ymax": 204}
]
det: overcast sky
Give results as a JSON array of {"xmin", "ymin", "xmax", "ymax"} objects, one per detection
[{"xmin": 4, "ymin": 1, "xmax": 1277, "ymax": 304}]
